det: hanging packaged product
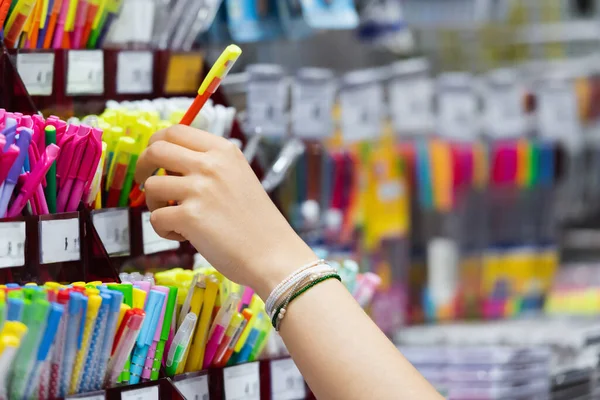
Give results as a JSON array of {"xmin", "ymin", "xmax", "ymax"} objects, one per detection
[
  {"xmin": 356, "ymin": 0, "xmax": 413, "ymax": 53},
  {"xmin": 172, "ymin": 0, "xmax": 224, "ymax": 50},
  {"xmin": 226, "ymin": 0, "xmax": 283, "ymax": 42},
  {"xmin": 436, "ymin": 72, "xmax": 479, "ymax": 141},
  {"xmin": 278, "ymin": 0, "xmax": 313, "ymax": 39},
  {"xmin": 387, "ymin": 58, "xmax": 434, "ymax": 136},
  {"xmin": 246, "ymin": 64, "xmax": 289, "ymax": 137},
  {"xmin": 291, "ymin": 68, "xmax": 335, "ymax": 139},
  {"xmin": 299, "ymin": 0, "xmax": 358, "ymax": 29}
]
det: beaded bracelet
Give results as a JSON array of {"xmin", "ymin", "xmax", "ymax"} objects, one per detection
[{"xmin": 272, "ymin": 273, "xmax": 341, "ymax": 330}]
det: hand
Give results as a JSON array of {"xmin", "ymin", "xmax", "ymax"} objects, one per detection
[{"xmin": 135, "ymin": 125, "xmax": 317, "ymax": 299}]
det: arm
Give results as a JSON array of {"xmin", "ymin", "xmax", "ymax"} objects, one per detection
[{"xmin": 135, "ymin": 125, "xmax": 442, "ymax": 400}]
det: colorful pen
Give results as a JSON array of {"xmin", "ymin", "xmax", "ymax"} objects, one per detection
[
  {"xmin": 165, "ymin": 312, "xmax": 196, "ymax": 377},
  {"xmin": 105, "ymin": 308, "xmax": 145, "ymax": 387},
  {"xmin": 203, "ymin": 294, "xmax": 239, "ymax": 368}
]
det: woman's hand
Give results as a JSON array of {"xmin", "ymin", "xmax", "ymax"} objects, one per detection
[{"xmin": 135, "ymin": 125, "xmax": 317, "ymax": 299}]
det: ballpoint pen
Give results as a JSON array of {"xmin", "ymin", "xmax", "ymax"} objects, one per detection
[
  {"xmin": 44, "ymin": 126, "xmax": 58, "ymax": 213},
  {"xmin": 234, "ymin": 296, "xmax": 262, "ymax": 354},
  {"xmin": 66, "ymin": 127, "xmax": 102, "ymax": 212},
  {"xmin": 152, "ymin": 286, "xmax": 177, "ymax": 380},
  {"xmin": 0, "ymin": 144, "xmax": 19, "ymax": 187},
  {"xmin": 105, "ymin": 308, "xmax": 145, "ymax": 387},
  {"xmin": 70, "ymin": 293, "xmax": 102, "ymax": 394},
  {"xmin": 92, "ymin": 289, "xmax": 123, "ymax": 390},
  {"xmin": 129, "ymin": 290, "xmax": 165, "ymax": 384},
  {"xmin": 177, "ymin": 274, "xmax": 199, "ymax": 329},
  {"xmin": 57, "ymin": 125, "xmax": 91, "ymax": 212},
  {"xmin": 212, "ymin": 312, "xmax": 243, "ymax": 367},
  {"xmin": 6, "ymin": 292, "xmax": 24, "ymax": 321},
  {"xmin": 87, "ymin": 141, "xmax": 107, "ymax": 208},
  {"xmin": 10, "ymin": 298, "xmax": 50, "ymax": 400},
  {"xmin": 42, "ymin": 0, "xmax": 63, "ymax": 48},
  {"xmin": 80, "ymin": 293, "xmax": 110, "ymax": 393},
  {"xmin": 106, "ymin": 283, "xmax": 133, "ymax": 382},
  {"xmin": 213, "ymin": 309, "xmax": 252, "ymax": 367},
  {"xmin": 0, "ymin": 128, "xmax": 32, "ymax": 218},
  {"xmin": 231, "ymin": 313, "xmax": 265, "ymax": 365},
  {"xmin": 142, "ymin": 286, "xmax": 169, "ymax": 381},
  {"xmin": 7, "ymin": 144, "xmax": 60, "ymax": 217},
  {"xmin": 203, "ymin": 294, "xmax": 240, "ymax": 368},
  {"xmin": 185, "ymin": 276, "xmax": 218, "ymax": 372},
  {"xmin": 0, "ymin": 332, "xmax": 23, "ymax": 399},
  {"xmin": 48, "ymin": 290, "xmax": 70, "ymax": 399},
  {"xmin": 60, "ymin": 292, "xmax": 86, "ymax": 398},
  {"xmin": 24, "ymin": 303, "xmax": 64, "ymax": 400},
  {"xmin": 165, "ymin": 313, "xmax": 197, "ymax": 377}
]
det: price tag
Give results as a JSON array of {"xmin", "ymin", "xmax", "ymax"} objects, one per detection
[
  {"xmin": 485, "ymin": 85, "xmax": 525, "ymax": 138},
  {"xmin": 67, "ymin": 50, "xmax": 104, "ymax": 95},
  {"xmin": 437, "ymin": 91, "xmax": 478, "ymax": 140},
  {"xmin": 141, "ymin": 211, "xmax": 180, "ymax": 255},
  {"xmin": 39, "ymin": 218, "xmax": 80, "ymax": 264},
  {"xmin": 116, "ymin": 51, "xmax": 153, "ymax": 94},
  {"xmin": 165, "ymin": 53, "xmax": 204, "ymax": 94},
  {"xmin": 92, "ymin": 208, "xmax": 130, "ymax": 256},
  {"xmin": 339, "ymin": 83, "xmax": 384, "ymax": 142},
  {"xmin": 16, "ymin": 53, "xmax": 55, "ymax": 96},
  {"xmin": 537, "ymin": 84, "xmax": 580, "ymax": 147},
  {"xmin": 223, "ymin": 362, "xmax": 260, "ymax": 400},
  {"xmin": 291, "ymin": 80, "xmax": 335, "ymax": 138},
  {"xmin": 247, "ymin": 79, "xmax": 288, "ymax": 137},
  {"xmin": 174, "ymin": 375, "xmax": 209, "ymax": 400},
  {"xmin": 270, "ymin": 358, "xmax": 306, "ymax": 400},
  {"xmin": 389, "ymin": 78, "xmax": 433, "ymax": 134},
  {"xmin": 0, "ymin": 221, "xmax": 26, "ymax": 268},
  {"xmin": 121, "ymin": 385, "xmax": 159, "ymax": 400}
]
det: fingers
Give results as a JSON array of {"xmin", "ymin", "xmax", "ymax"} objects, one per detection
[
  {"xmin": 150, "ymin": 206, "xmax": 187, "ymax": 242},
  {"xmin": 135, "ymin": 140, "xmax": 203, "ymax": 183},
  {"xmin": 144, "ymin": 175, "xmax": 190, "ymax": 212},
  {"xmin": 149, "ymin": 125, "xmax": 227, "ymax": 153}
]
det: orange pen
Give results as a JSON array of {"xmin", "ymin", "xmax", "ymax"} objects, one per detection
[
  {"xmin": 0, "ymin": 0, "xmax": 11, "ymax": 29},
  {"xmin": 27, "ymin": 0, "xmax": 43, "ymax": 48},
  {"xmin": 43, "ymin": 0, "xmax": 64, "ymax": 48}
]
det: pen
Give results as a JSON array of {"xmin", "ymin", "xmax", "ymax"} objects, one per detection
[
  {"xmin": 7, "ymin": 293, "xmax": 24, "ymax": 321},
  {"xmin": 142, "ymin": 286, "xmax": 169, "ymax": 381},
  {"xmin": 203, "ymin": 294, "xmax": 239, "ymax": 368},
  {"xmin": 132, "ymin": 287, "xmax": 147, "ymax": 310},
  {"xmin": 59, "ymin": 292, "xmax": 86, "ymax": 398},
  {"xmin": 43, "ymin": 126, "xmax": 58, "ymax": 213},
  {"xmin": 0, "ymin": 329, "xmax": 24, "ymax": 399},
  {"xmin": 105, "ymin": 308, "xmax": 145, "ymax": 387},
  {"xmin": 152, "ymin": 286, "xmax": 177, "ymax": 380},
  {"xmin": 0, "ymin": 144, "xmax": 19, "ymax": 187},
  {"xmin": 249, "ymin": 316, "xmax": 271, "ymax": 362},
  {"xmin": 177, "ymin": 274, "xmax": 198, "ymax": 329},
  {"xmin": 213, "ymin": 309, "xmax": 251, "ymax": 367},
  {"xmin": 185, "ymin": 276, "xmax": 218, "ymax": 372},
  {"xmin": 87, "ymin": 141, "xmax": 106, "ymax": 208},
  {"xmin": 231, "ymin": 313, "xmax": 265, "ymax": 365},
  {"xmin": 105, "ymin": 136, "xmax": 135, "ymax": 208},
  {"xmin": 4, "ymin": 0, "xmax": 37, "ymax": 48},
  {"xmin": 66, "ymin": 127, "xmax": 102, "ymax": 212},
  {"xmin": 212, "ymin": 312, "xmax": 243, "ymax": 367},
  {"xmin": 93, "ymin": 289, "xmax": 123, "ymax": 390},
  {"xmin": 106, "ymin": 283, "xmax": 133, "ymax": 382},
  {"xmin": 80, "ymin": 293, "xmax": 110, "ymax": 393},
  {"xmin": 0, "ymin": 128, "xmax": 31, "ymax": 218},
  {"xmin": 70, "ymin": 294, "xmax": 102, "ymax": 394},
  {"xmin": 129, "ymin": 290, "xmax": 165, "ymax": 384},
  {"xmin": 165, "ymin": 313, "xmax": 196, "ymax": 377},
  {"xmin": 118, "ymin": 120, "xmax": 152, "ymax": 207},
  {"xmin": 48, "ymin": 290, "xmax": 70, "ymax": 399}
]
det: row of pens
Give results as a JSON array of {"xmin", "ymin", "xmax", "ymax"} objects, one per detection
[{"xmin": 0, "ymin": 257, "xmax": 379, "ymax": 399}]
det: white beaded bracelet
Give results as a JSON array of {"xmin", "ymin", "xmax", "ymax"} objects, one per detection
[{"xmin": 265, "ymin": 259, "xmax": 324, "ymax": 313}]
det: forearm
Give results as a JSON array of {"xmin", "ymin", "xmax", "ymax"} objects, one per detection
[{"xmin": 277, "ymin": 279, "xmax": 442, "ymax": 400}]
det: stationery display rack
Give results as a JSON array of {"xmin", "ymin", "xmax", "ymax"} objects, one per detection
[{"xmin": 0, "ymin": 43, "xmax": 312, "ymax": 400}]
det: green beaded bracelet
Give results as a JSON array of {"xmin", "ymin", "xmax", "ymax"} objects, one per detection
[{"xmin": 271, "ymin": 273, "xmax": 341, "ymax": 328}]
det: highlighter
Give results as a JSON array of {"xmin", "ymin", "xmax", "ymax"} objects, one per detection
[
  {"xmin": 212, "ymin": 312, "xmax": 244, "ymax": 367},
  {"xmin": 203, "ymin": 294, "xmax": 239, "ymax": 368},
  {"xmin": 185, "ymin": 275, "xmax": 218, "ymax": 372}
]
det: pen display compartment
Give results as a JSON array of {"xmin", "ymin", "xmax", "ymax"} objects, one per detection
[{"xmin": 0, "ymin": 45, "xmax": 38, "ymax": 115}]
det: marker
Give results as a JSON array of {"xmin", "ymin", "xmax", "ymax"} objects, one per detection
[
  {"xmin": 203, "ymin": 294, "xmax": 239, "ymax": 368},
  {"xmin": 151, "ymin": 286, "xmax": 177, "ymax": 380},
  {"xmin": 105, "ymin": 308, "xmax": 145, "ymax": 387},
  {"xmin": 59, "ymin": 292, "xmax": 86, "ymax": 398},
  {"xmin": 185, "ymin": 275, "xmax": 218, "ymax": 372},
  {"xmin": 211, "ymin": 312, "xmax": 243, "ymax": 368},
  {"xmin": 106, "ymin": 136, "xmax": 135, "ymax": 208},
  {"xmin": 165, "ymin": 313, "xmax": 196, "ymax": 377}
]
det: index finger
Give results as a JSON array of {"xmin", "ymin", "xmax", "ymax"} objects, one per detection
[{"xmin": 149, "ymin": 124, "xmax": 227, "ymax": 153}]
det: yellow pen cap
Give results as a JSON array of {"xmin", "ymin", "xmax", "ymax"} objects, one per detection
[
  {"xmin": 25, "ymin": 283, "xmax": 37, "ymax": 287},
  {"xmin": 1, "ymin": 321, "xmax": 28, "ymax": 341},
  {"xmin": 116, "ymin": 304, "xmax": 131, "ymax": 334},
  {"xmin": 235, "ymin": 310, "xmax": 258, "ymax": 353},
  {"xmin": 72, "ymin": 282, "xmax": 86, "ymax": 288},
  {"xmin": 132, "ymin": 288, "xmax": 147, "ymax": 310},
  {"xmin": 226, "ymin": 313, "xmax": 244, "ymax": 336},
  {"xmin": 93, "ymin": 0, "xmax": 107, "ymax": 28},
  {"xmin": 134, "ymin": 119, "xmax": 153, "ymax": 155},
  {"xmin": 5, "ymin": 0, "xmax": 36, "ymax": 33},
  {"xmin": 0, "ymin": 335, "xmax": 21, "ymax": 355},
  {"xmin": 198, "ymin": 45, "xmax": 242, "ymax": 96},
  {"xmin": 87, "ymin": 294, "xmax": 103, "ymax": 315}
]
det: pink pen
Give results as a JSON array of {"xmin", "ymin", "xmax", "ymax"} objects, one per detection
[
  {"xmin": 0, "ymin": 109, "xmax": 5, "ymax": 127},
  {"xmin": 17, "ymin": 173, "xmax": 40, "ymax": 215},
  {"xmin": 142, "ymin": 286, "xmax": 169, "ymax": 380},
  {"xmin": 52, "ymin": 0, "xmax": 71, "ymax": 49},
  {"xmin": 32, "ymin": 115, "xmax": 46, "ymax": 151},
  {"xmin": 203, "ymin": 294, "xmax": 239, "ymax": 369},
  {"xmin": 0, "ymin": 145, "xmax": 19, "ymax": 186},
  {"xmin": 239, "ymin": 287, "xmax": 254, "ymax": 311},
  {"xmin": 65, "ymin": 128, "xmax": 102, "ymax": 212},
  {"xmin": 72, "ymin": 0, "xmax": 89, "ymax": 49},
  {"xmin": 57, "ymin": 125, "xmax": 90, "ymax": 212},
  {"xmin": 353, "ymin": 273, "xmax": 382, "ymax": 308},
  {"xmin": 8, "ymin": 144, "xmax": 60, "ymax": 217}
]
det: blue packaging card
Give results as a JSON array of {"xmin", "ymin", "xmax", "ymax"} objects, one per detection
[
  {"xmin": 226, "ymin": 0, "xmax": 283, "ymax": 42},
  {"xmin": 301, "ymin": 0, "xmax": 359, "ymax": 30},
  {"xmin": 278, "ymin": 0, "xmax": 313, "ymax": 40}
]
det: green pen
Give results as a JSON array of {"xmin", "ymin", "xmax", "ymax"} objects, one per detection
[
  {"xmin": 9, "ymin": 299, "xmax": 50, "ymax": 400},
  {"xmin": 165, "ymin": 312, "xmax": 196, "ymax": 377},
  {"xmin": 151, "ymin": 286, "xmax": 178, "ymax": 380},
  {"xmin": 107, "ymin": 284, "xmax": 133, "ymax": 382},
  {"xmin": 118, "ymin": 120, "xmax": 153, "ymax": 207},
  {"xmin": 248, "ymin": 319, "xmax": 270, "ymax": 362},
  {"xmin": 44, "ymin": 126, "xmax": 58, "ymax": 214}
]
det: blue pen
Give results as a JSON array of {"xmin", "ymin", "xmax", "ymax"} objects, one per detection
[
  {"xmin": 129, "ymin": 290, "xmax": 165, "ymax": 384},
  {"xmin": 37, "ymin": 0, "xmax": 55, "ymax": 48},
  {"xmin": 80, "ymin": 293, "xmax": 111, "ymax": 393},
  {"xmin": 0, "ymin": 127, "xmax": 32, "ymax": 218},
  {"xmin": 416, "ymin": 139, "xmax": 433, "ymax": 209},
  {"xmin": 7, "ymin": 297, "xmax": 24, "ymax": 321},
  {"xmin": 235, "ymin": 316, "xmax": 263, "ymax": 363},
  {"xmin": 24, "ymin": 303, "xmax": 64, "ymax": 400},
  {"xmin": 93, "ymin": 289, "xmax": 123, "ymax": 391},
  {"xmin": 1, "ymin": 118, "xmax": 17, "ymax": 150},
  {"xmin": 59, "ymin": 292, "xmax": 86, "ymax": 398}
]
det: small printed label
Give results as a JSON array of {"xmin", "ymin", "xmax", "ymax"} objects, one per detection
[
  {"xmin": 66, "ymin": 50, "xmax": 104, "ymax": 95},
  {"xmin": 121, "ymin": 385, "xmax": 159, "ymax": 400},
  {"xmin": 16, "ymin": 53, "xmax": 55, "ymax": 96},
  {"xmin": 537, "ymin": 84, "xmax": 580, "ymax": 147},
  {"xmin": 141, "ymin": 211, "xmax": 180, "ymax": 255},
  {"xmin": 164, "ymin": 53, "xmax": 204, "ymax": 94},
  {"xmin": 485, "ymin": 86, "xmax": 525, "ymax": 138},
  {"xmin": 92, "ymin": 208, "xmax": 130, "ymax": 256},
  {"xmin": 291, "ymin": 80, "xmax": 335, "ymax": 138},
  {"xmin": 340, "ymin": 83, "xmax": 384, "ymax": 142},
  {"xmin": 39, "ymin": 218, "xmax": 80, "ymax": 264},
  {"xmin": 247, "ymin": 79, "xmax": 288, "ymax": 137},
  {"xmin": 0, "ymin": 222, "xmax": 26, "ymax": 268},
  {"xmin": 224, "ymin": 362, "xmax": 260, "ymax": 400},
  {"xmin": 437, "ymin": 91, "xmax": 478, "ymax": 140},
  {"xmin": 116, "ymin": 51, "xmax": 153, "ymax": 94},
  {"xmin": 174, "ymin": 375, "xmax": 210, "ymax": 400},
  {"xmin": 389, "ymin": 78, "xmax": 433, "ymax": 133},
  {"xmin": 271, "ymin": 358, "xmax": 306, "ymax": 400}
]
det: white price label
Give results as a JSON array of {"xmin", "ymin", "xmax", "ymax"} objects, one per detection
[
  {"xmin": 141, "ymin": 211, "xmax": 180, "ymax": 255},
  {"xmin": 485, "ymin": 86, "xmax": 525, "ymax": 138},
  {"xmin": 16, "ymin": 53, "xmax": 55, "ymax": 96},
  {"xmin": 92, "ymin": 208, "xmax": 130, "ymax": 256},
  {"xmin": 340, "ymin": 83, "xmax": 384, "ymax": 142},
  {"xmin": 121, "ymin": 385, "xmax": 159, "ymax": 400},
  {"xmin": 116, "ymin": 51, "xmax": 153, "ymax": 94},
  {"xmin": 224, "ymin": 362, "xmax": 260, "ymax": 400},
  {"xmin": 538, "ymin": 85, "xmax": 580, "ymax": 147},
  {"xmin": 67, "ymin": 50, "xmax": 104, "ymax": 95},
  {"xmin": 437, "ymin": 91, "xmax": 478, "ymax": 140},
  {"xmin": 0, "ymin": 222, "xmax": 26, "ymax": 268},
  {"xmin": 39, "ymin": 218, "xmax": 80, "ymax": 264},
  {"xmin": 291, "ymin": 81, "xmax": 335, "ymax": 138},
  {"xmin": 66, "ymin": 392, "xmax": 105, "ymax": 400},
  {"xmin": 271, "ymin": 359, "xmax": 306, "ymax": 400},
  {"xmin": 174, "ymin": 375, "xmax": 209, "ymax": 400},
  {"xmin": 389, "ymin": 78, "xmax": 433, "ymax": 134},
  {"xmin": 247, "ymin": 80, "xmax": 288, "ymax": 137}
]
